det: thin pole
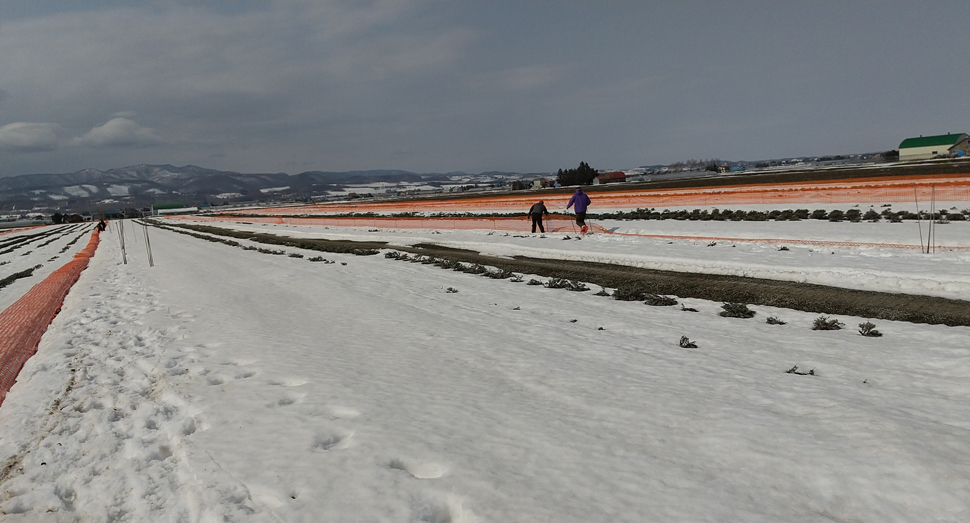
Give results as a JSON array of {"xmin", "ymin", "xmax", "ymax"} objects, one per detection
[
  {"xmin": 118, "ymin": 219, "xmax": 127, "ymax": 264},
  {"xmin": 914, "ymin": 184, "xmax": 925, "ymax": 253},
  {"xmin": 930, "ymin": 184, "xmax": 936, "ymax": 254},
  {"xmin": 143, "ymin": 223, "xmax": 154, "ymax": 267}
]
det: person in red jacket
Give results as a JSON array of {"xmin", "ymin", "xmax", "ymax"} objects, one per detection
[{"xmin": 527, "ymin": 200, "xmax": 549, "ymax": 233}]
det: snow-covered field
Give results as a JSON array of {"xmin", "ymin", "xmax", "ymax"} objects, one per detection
[{"xmin": 0, "ymin": 212, "xmax": 968, "ymax": 522}]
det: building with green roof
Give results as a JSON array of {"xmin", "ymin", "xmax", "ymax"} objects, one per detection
[{"xmin": 898, "ymin": 133, "xmax": 969, "ymax": 161}]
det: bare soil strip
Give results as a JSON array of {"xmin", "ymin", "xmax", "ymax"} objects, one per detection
[{"xmin": 158, "ymin": 221, "xmax": 970, "ymax": 327}]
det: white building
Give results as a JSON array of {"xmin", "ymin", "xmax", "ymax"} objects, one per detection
[{"xmin": 898, "ymin": 133, "xmax": 970, "ymax": 161}]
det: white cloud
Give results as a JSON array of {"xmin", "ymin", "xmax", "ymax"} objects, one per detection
[
  {"xmin": 0, "ymin": 122, "xmax": 60, "ymax": 152},
  {"xmin": 71, "ymin": 117, "xmax": 162, "ymax": 148}
]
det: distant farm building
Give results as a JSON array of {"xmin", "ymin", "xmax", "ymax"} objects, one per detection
[
  {"xmin": 530, "ymin": 178, "xmax": 554, "ymax": 190},
  {"xmin": 899, "ymin": 133, "xmax": 969, "ymax": 161},
  {"xmin": 593, "ymin": 171, "xmax": 626, "ymax": 185}
]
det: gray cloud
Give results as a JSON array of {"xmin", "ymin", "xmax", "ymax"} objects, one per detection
[
  {"xmin": 71, "ymin": 118, "xmax": 163, "ymax": 148},
  {"xmin": 0, "ymin": 1, "xmax": 967, "ymax": 177},
  {"xmin": 0, "ymin": 122, "xmax": 60, "ymax": 152}
]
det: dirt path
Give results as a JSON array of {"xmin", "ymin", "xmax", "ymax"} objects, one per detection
[{"xmin": 161, "ymin": 222, "xmax": 970, "ymax": 327}]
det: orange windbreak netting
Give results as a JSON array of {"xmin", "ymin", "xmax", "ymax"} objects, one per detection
[
  {"xmin": 0, "ymin": 225, "xmax": 44, "ymax": 237},
  {"xmin": 175, "ymin": 213, "xmax": 970, "ymax": 250},
  {"xmin": 227, "ymin": 173, "xmax": 970, "ymax": 216},
  {"xmin": 0, "ymin": 229, "xmax": 100, "ymax": 406},
  {"xmin": 180, "ymin": 214, "xmax": 593, "ymax": 234},
  {"xmin": 170, "ymin": 173, "xmax": 970, "ymax": 251}
]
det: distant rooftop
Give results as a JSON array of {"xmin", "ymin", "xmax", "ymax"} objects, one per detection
[{"xmin": 899, "ymin": 133, "xmax": 968, "ymax": 149}]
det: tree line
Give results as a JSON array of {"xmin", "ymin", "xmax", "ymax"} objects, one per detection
[{"xmin": 556, "ymin": 161, "xmax": 597, "ymax": 186}]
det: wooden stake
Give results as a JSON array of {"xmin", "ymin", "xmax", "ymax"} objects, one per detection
[{"xmin": 914, "ymin": 184, "xmax": 925, "ymax": 253}]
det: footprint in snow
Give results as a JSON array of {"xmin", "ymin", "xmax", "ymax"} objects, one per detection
[
  {"xmin": 326, "ymin": 406, "xmax": 360, "ymax": 419},
  {"xmin": 273, "ymin": 392, "xmax": 306, "ymax": 407},
  {"xmin": 312, "ymin": 430, "xmax": 355, "ymax": 451},
  {"xmin": 389, "ymin": 458, "xmax": 446, "ymax": 479},
  {"xmin": 412, "ymin": 496, "xmax": 465, "ymax": 523},
  {"xmin": 207, "ymin": 375, "xmax": 229, "ymax": 386},
  {"xmin": 269, "ymin": 377, "xmax": 308, "ymax": 387}
]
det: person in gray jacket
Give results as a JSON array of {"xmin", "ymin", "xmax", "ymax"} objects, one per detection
[{"xmin": 527, "ymin": 200, "xmax": 549, "ymax": 233}]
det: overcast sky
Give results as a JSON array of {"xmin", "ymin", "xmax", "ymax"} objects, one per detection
[{"xmin": 0, "ymin": 1, "xmax": 967, "ymax": 178}]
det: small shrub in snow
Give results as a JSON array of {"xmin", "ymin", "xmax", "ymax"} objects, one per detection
[
  {"xmin": 593, "ymin": 288, "xmax": 610, "ymax": 296},
  {"xmin": 420, "ymin": 256, "xmax": 438, "ymax": 264},
  {"xmin": 527, "ymin": 279, "xmax": 544, "ymax": 286},
  {"xmin": 612, "ymin": 284, "xmax": 650, "ymax": 301},
  {"xmin": 707, "ymin": 241, "xmax": 717, "ymax": 247},
  {"xmin": 680, "ymin": 305, "xmax": 698, "ymax": 312},
  {"xmin": 858, "ymin": 321, "xmax": 882, "ymax": 337},
  {"xmin": 464, "ymin": 264, "xmax": 488, "ymax": 274},
  {"xmin": 510, "ymin": 274, "xmax": 524, "ymax": 282},
  {"xmin": 351, "ymin": 248, "xmax": 380, "ymax": 256},
  {"xmin": 778, "ymin": 246, "xmax": 789, "ymax": 251},
  {"xmin": 545, "ymin": 278, "xmax": 589, "ymax": 291},
  {"xmin": 679, "ymin": 336, "xmax": 697, "ymax": 348},
  {"xmin": 766, "ymin": 316, "xmax": 787, "ymax": 325},
  {"xmin": 786, "ymin": 365, "xmax": 815, "ymax": 376},
  {"xmin": 485, "ymin": 269, "xmax": 514, "ymax": 279},
  {"xmin": 446, "ymin": 287, "xmax": 459, "ymax": 293},
  {"xmin": 434, "ymin": 258, "xmax": 459, "ymax": 270},
  {"xmin": 720, "ymin": 302, "xmax": 755, "ymax": 318},
  {"xmin": 812, "ymin": 316, "xmax": 844, "ymax": 330},
  {"xmin": 288, "ymin": 253, "xmax": 304, "ymax": 258},
  {"xmin": 643, "ymin": 294, "xmax": 678, "ymax": 306}
]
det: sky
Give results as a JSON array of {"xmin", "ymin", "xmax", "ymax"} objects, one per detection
[{"xmin": 0, "ymin": 1, "xmax": 967, "ymax": 178}]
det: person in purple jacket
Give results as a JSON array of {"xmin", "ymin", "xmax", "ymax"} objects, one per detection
[{"xmin": 565, "ymin": 188, "xmax": 591, "ymax": 232}]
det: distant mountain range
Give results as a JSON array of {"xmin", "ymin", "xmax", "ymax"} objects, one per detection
[{"xmin": 0, "ymin": 164, "xmax": 540, "ymax": 212}]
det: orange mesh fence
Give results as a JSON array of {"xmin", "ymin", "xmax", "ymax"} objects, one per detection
[
  {"xmin": 175, "ymin": 212, "xmax": 970, "ymax": 251},
  {"xmin": 0, "ymin": 229, "xmax": 100, "ymax": 406},
  {"xmin": 0, "ymin": 225, "xmax": 45, "ymax": 237},
  {"xmin": 226, "ymin": 173, "xmax": 970, "ymax": 216},
  {"xmin": 601, "ymin": 230, "xmax": 957, "ymax": 250},
  {"xmin": 178, "ymin": 214, "xmax": 589, "ymax": 233}
]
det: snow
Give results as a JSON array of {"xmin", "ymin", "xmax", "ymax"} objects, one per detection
[
  {"xmin": 62, "ymin": 186, "xmax": 90, "ymax": 198},
  {"xmin": 259, "ymin": 186, "xmax": 290, "ymax": 194},
  {"xmin": 0, "ymin": 210, "xmax": 969, "ymax": 522},
  {"xmin": 107, "ymin": 185, "xmax": 131, "ymax": 196}
]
